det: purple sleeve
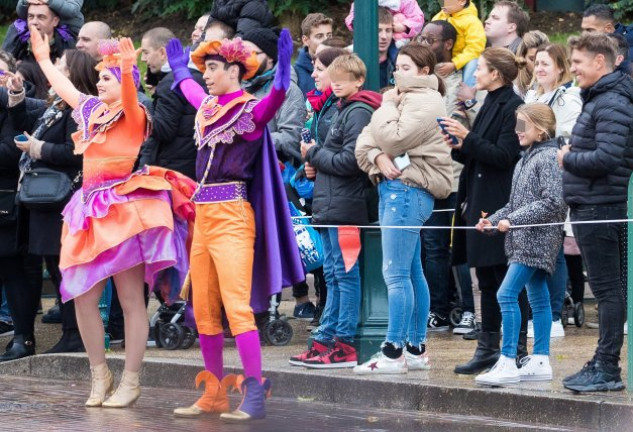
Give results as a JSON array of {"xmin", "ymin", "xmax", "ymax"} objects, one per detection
[
  {"xmin": 250, "ymin": 85, "xmax": 286, "ymax": 130},
  {"xmin": 178, "ymin": 78, "xmax": 207, "ymax": 110}
]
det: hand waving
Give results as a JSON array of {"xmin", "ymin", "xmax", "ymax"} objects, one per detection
[
  {"xmin": 273, "ymin": 28, "xmax": 293, "ymax": 91},
  {"xmin": 29, "ymin": 25, "xmax": 50, "ymax": 62},
  {"xmin": 119, "ymin": 37, "xmax": 139, "ymax": 74},
  {"xmin": 166, "ymin": 38, "xmax": 190, "ymax": 73}
]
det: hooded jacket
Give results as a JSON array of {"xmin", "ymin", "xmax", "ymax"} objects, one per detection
[
  {"xmin": 211, "ymin": 0, "xmax": 273, "ymax": 34},
  {"xmin": 432, "ymin": 2, "xmax": 486, "ymax": 70},
  {"xmin": 562, "ymin": 71, "xmax": 633, "ymax": 205},
  {"xmin": 243, "ymin": 66, "xmax": 306, "ymax": 165},
  {"xmin": 306, "ymin": 90, "xmax": 382, "ymax": 225},
  {"xmin": 488, "ymin": 140, "xmax": 567, "ymax": 274},
  {"xmin": 355, "ymin": 73, "xmax": 453, "ymax": 199},
  {"xmin": 524, "ymin": 84, "xmax": 582, "ymax": 139}
]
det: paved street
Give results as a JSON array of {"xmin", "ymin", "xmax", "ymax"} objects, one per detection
[{"xmin": 0, "ymin": 376, "xmax": 584, "ymax": 432}]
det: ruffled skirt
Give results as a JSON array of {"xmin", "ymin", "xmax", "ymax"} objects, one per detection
[{"xmin": 59, "ymin": 166, "xmax": 196, "ymax": 303}]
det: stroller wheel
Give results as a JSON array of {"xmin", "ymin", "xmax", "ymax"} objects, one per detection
[
  {"xmin": 159, "ymin": 322, "xmax": 184, "ymax": 350},
  {"xmin": 153, "ymin": 321, "xmax": 163, "ymax": 348},
  {"xmin": 263, "ymin": 319, "xmax": 294, "ymax": 346},
  {"xmin": 561, "ymin": 308, "xmax": 569, "ymax": 328},
  {"xmin": 574, "ymin": 303, "xmax": 585, "ymax": 327},
  {"xmin": 179, "ymin": 327, "xmax": 198, "ymax": 350},
  {"xmin": 449, "ymin": 306, "xmax": 463, "ymax": 327}
]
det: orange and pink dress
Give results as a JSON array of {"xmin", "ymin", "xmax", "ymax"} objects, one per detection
[{"xmin": 58, "ymin": 74, "xmax": 196, "ymax": 303}]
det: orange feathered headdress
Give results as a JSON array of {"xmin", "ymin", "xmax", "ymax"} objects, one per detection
[
  {"xmin": 191, "ymin": 37, "xmax": 260, "ymax": 80},
  {"xmin": 95, "ymin": 39, "xmax": 141, "ymax": 87}
]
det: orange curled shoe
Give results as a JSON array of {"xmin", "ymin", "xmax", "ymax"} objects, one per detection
[{"xmin": 173, "ymin": 372, "xmax": 238, "ymax": 417}]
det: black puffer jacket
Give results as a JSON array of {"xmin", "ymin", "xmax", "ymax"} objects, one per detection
[
  {"xmin": 210, "ymin": 0, "xmax": 273, "ymax": 34},
  {"xmin": 138, "ymin": 69, "xmax": 205, "ymax": 180},
  {"xmin": 306, "ymin": 91, "xmax": 382, "ymax": 225},
  {"xmin": 562, "ymin": 71, "xmax": 633, "ymax": 205}
]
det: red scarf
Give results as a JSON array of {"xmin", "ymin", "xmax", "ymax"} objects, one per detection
[{"xmin": 306, "ymin": 87, "xmax": 333, "ymax": 113}]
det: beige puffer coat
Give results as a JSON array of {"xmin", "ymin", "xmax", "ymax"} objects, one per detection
[{"xmin": 355, "ymin": 73, "xmax": 453, "ymax": 199}]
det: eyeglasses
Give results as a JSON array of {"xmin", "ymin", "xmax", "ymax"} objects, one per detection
[{"xmin": 417, "ymin": 36, "xmax": 445, "ymax": 44}]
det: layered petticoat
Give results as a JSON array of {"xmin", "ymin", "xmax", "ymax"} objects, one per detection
[{"xmin": 59, "ymin": 166, "xmax": 196, "ymax": 303}]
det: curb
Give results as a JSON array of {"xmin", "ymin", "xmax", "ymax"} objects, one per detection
[{"xmin": 1, "ymin": 354, "xmax": 631, "ymax": 431}]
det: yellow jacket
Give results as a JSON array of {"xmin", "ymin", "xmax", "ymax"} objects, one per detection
[{"xmin": 432, "ymin": 2, "xmax": 486, "ymax": 70}]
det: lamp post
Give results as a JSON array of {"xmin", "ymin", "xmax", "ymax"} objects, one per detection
[{"xmin": 353, "ymin": 0, "xmax": 379, "ymax": 91}]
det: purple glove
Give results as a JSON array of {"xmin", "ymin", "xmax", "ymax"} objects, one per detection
[
  {"xmin": 166, "ymin": 38, "xmax": 192, "ymax": 91},
  {"xmin": 273, "ymin": 28, "xmax": 293, "ymax": 91}
]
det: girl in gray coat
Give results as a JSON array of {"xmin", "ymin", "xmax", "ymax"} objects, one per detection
[{"xmin": 474, "ymin": 103, "xmax": 567, "ymax": 386}]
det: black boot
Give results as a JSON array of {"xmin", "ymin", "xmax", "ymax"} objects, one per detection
[
  {"xmin": 0, "ymin": 335, "xmax": 35, "ymax": 362},
  {"xmin": 454, "ymin": 331, "xmax": 500, "ymax": 375},
  {"xmin": 516, "ymin": 330, "xmax": 528, "ymax": 367},
  {"xmin": 45, "ymin": 329, "xmax": 85, "ymax": 354}
]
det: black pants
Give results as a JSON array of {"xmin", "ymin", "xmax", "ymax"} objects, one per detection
[
  {"xmin": 45, "ymin": 255, "xmax": 78, "ymax": 332},
  {"xmin": 571, "ymin": 204, "xmax": 627, "ymax": 365},
  {"xmin": 292, "ymin": 267, "xmax": 327, "ymax": 306},
  {"xmin": 564, "ymin": 254, "xmax": 585, "ymax": 304},
  {"xmin": 0, "ymin": 254, "xmax": 42, "ymax": 338},
  {"xmin": 476, "ymin": 263, "xmax": 528, "ymax": 334}
]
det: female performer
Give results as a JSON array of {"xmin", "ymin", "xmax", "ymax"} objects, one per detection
[{"xmin": 30, "ymin": 28, "xmax": 196, "ymax": 408}]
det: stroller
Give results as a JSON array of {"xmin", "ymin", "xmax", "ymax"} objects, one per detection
[
  {"xmin": 255, "ymin": 296, "xmax": 294, "ymax": 346},
  {"xmin": 150, "ymin": 300, "xmax": 198, "ymax": 350},
  {"xmin": 560, "ymin": 290, "xmax": 585, "ymax": 328}
]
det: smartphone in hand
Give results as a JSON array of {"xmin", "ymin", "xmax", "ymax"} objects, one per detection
[{"xmin": 437, "ymin": 118, "xmax": 458, "ymax": 145}]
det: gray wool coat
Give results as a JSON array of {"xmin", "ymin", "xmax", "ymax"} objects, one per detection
[{"xmin": 487, "ymin": 140, "xmax": 567, "ymax": 274}]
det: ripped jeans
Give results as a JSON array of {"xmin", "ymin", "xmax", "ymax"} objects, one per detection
[{"xmin": 379, "ymin": 179, "xmax": 434, "ymax": 348}]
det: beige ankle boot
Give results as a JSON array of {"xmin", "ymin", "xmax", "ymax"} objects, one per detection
[
  {"xmin": 85, "ymin": 363, "xmax": 114, "ymax": 407},
  {"xmin": 102, "ymin": 370, "xmax": 141, "ymax": 408}
]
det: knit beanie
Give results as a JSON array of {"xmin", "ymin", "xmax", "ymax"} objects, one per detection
[{"xmin": 240, "ymin": 27, "xmax": 278, "ymax": 60}]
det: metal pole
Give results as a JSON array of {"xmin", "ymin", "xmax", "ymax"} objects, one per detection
[
  {"xmin": 626, "ymin": 176, "xmax": 633, "ymax": 393},
  {"xmin": 353, "ymin": 0, "xmax": 379, "ymax": 91}
]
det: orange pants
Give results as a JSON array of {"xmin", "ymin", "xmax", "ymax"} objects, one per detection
[{"xmin": 190, "ymin": 201, "xmax": 257, "ymax": 336}]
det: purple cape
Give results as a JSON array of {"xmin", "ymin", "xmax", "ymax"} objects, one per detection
[{"xmin": 248, "ymin": 128, "xmax": 305, "ymax": 313}]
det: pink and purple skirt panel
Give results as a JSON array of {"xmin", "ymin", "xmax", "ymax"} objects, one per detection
[{"xmin": 59, "ymin": 186, "xmax": 189, "ymax": 303}]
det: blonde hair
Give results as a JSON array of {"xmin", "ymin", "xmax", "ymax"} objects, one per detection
[
  {"xmin": 327, "ymin": 53, "xmax": 367, "ymax": 81},
  {"xmin": 515, "ymin": 30, "xmax": 549, "ymax": 95},
  {"xmin": 516, "ymin": 103, "xmax": 556, "ymax": 140},
  {"xmin": 533, "ymin": 44, "xmax": 574, "ymax": 96}
]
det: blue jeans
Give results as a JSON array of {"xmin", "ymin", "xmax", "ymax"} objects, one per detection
[
  {"xmin": 0, "ymin": 287, "xmax": 12, "ymax": 323},
  {"xmin": 462, "ymin": 58, "xmax": 478, "ymax": 88},
  {"xmin": 379, "ymin": 180, "xmax": 434, "ymax": 347},
  {"xmin": 421, "ymin": 193, "xmax": 455, "ymax": 317},
  {"xmin": 546, "ymin": 245, "xmax": 567, "ymax": 321},
  {"xmin": 317, "ymin": 227, "xmax": 361, "ymax": 344},
  {"xmin": 497, "ymin": 263, "xmax": 552, "ymax": 358}
]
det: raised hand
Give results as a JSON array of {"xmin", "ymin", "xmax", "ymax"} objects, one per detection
[
  {"xmin": 273, "ymin": 28, "xmax": 293, "ymax": 91},
  {"xmin": 166, "ymin": 38, "xmax": 193, "ymax": 91},
  {"xmin": 29, "ymin": 25, "xmax": 50, "ymax": 62},
  {"xmin": 119, "ymin": 37, "xmax": 139, "ymax": 74}
]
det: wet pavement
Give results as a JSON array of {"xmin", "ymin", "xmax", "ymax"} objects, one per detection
[{"xmin": 0, "ymin": 375, "xmax": 585, "ymax": 432}]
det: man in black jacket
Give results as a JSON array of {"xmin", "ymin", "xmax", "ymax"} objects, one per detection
[
  {"xmin": 558, "ymin": 32, "xmax": 633, "ymax": 392},
  {"xmin": 138, "ymin": 27, "xmax": 207, "ymax": 180}
]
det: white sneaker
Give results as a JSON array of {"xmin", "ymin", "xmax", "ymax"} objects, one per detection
[
  {"xmin": 568, "ymin": 317, "xmax": 575, "ymax": 326},
  {"xmin": 518, "ymin": 355, "xmax": 552, "ymax": 382},
  {"xmin": 625, "ymin": 321, "xmax": 628, "ymax": 336},
  {"xmin": 550, "ymin": 319, "xmax": 565, "ymax": 338},
  {"xmin": 453, "ymin": 311, "xmax": 476, "ymax": 335},
  {"xmin": 405, "ymin": 350, "xmax": 430, "ymax": 370},
  {"xmin": 527, "ymin": 320, "xmax": 534, "ymax": 338},
  {"xmin": 475, "ymin": 355, "xmax": 520, "ymax": 386},
  {"xmin": 353, "ymin": 351, "xmax": 407, "ymax": 375}
]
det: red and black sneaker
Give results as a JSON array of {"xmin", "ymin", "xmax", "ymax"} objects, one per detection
[
  {"xmin": 303, "ymin": 340, "xmax": 357, "ymax": 369},
  {"xmin": 288, "ymin": 341, "xmax": 329, "ymax": 366}
]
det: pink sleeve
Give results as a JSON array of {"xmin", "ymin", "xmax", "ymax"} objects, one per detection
[
  {"xmin": 251, "ymin": 85, "xmax": 286, "ymax": 130},
  {"xmin": 345, "ymin": 3, "xmax": 355, "ymax": 31},
  {"xmin": 399, "ymin": 0, "xmax": 425, "ymax": 38},
  {"xmin": 177, "ymin": 78, "xmax": 207, "ymax": 110}
]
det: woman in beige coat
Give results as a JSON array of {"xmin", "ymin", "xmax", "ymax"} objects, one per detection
[{"xmin": 354, "ymin": 42, "xmax": 453, "ymax": 374}]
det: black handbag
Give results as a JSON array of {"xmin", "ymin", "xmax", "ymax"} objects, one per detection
[
  {"xmin": 17, "ymin": 168, "xmax": 75, "ymax": 210},
  {"xmin": 0, "ymin": 189, "xmax": 18, "ymax": 226}
]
